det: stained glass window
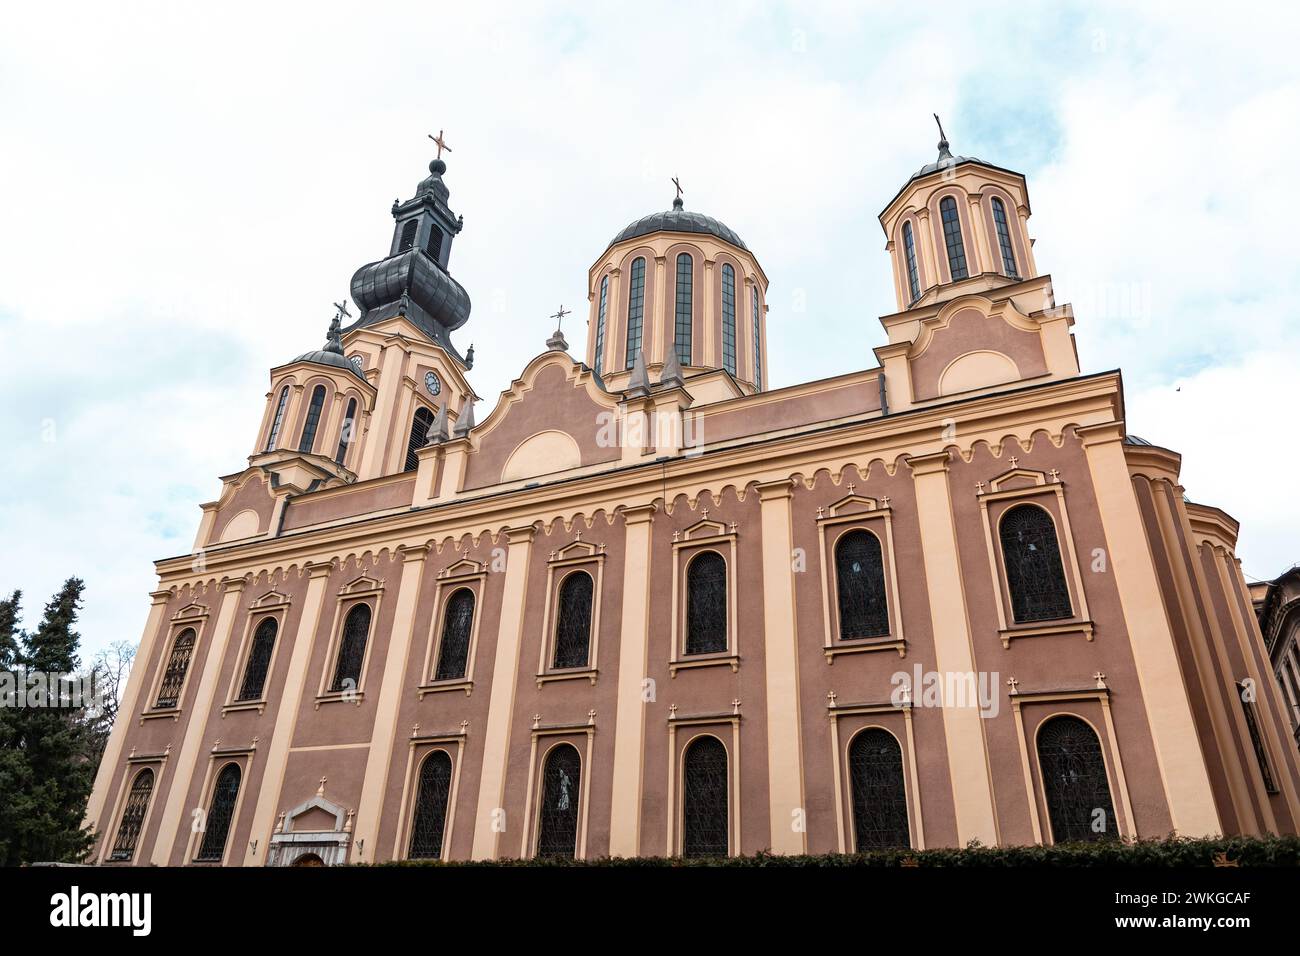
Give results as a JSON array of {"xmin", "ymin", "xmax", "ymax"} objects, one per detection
[
  {"xmin": 902, "ymin": 221, "xmax": 921, "ymax": 302},
  {"xmin": 991, "ymin": 197, "xmax": 1018, "ymax": 277},
  {"xmin": 405, "ymin": 406, "xmax": 436, "ymax": 472},
  {"xmin": 751, "ymin": 289, "xmax": 762, "ymax": 391},
  {"xmin": 721, "ymin": 264, "xmax": 737, "ymax": 375},
  {"xmin": 1000, "ymin": 504, "xmax": 1072, "ymax": 623},
  {"xmin": 335, "ymin": 398, "xmax": 357, "ymax": 466},
  {"xmin": 328, "ymin": 603, "xmax": 371, "ymax": 693},
  {"xmin": 624, "ymin": 257, "xmax": 646, "ymax": 369},
  {"xmin": 940, "ymin": 196, "xmax": 968, "ymax": 280},
  {"xmin": 594, "ymin": 275, "xmax": 608, "ymax": 375},
  {"xmin": 848, "ymin": 729, "xmax": 910, "ymax": 850},
  {"xmin": 675, "ymin": 253, "xmax": 693, "ymax": 367},
  {"xmin": 685, "ymin": 551, "xmax": 727, "ymax": 655},
  {"xmin": 435, "ymin": 588, "xmax": 475, "ymax": 681},
  {"xmin": 398, "ymin": 218, "xmax": 418, "ymax": 252},
  {"xmin": 265, "ymin": 385, "xmax": 290, "ymax": 451},
  {"xmin": 553, "ymin": 571, "xmax": 593, "ymax": 670},
  {"xmin": 536, "ymin": 744, "xmax": 581, "ymax": 858},
  {"xmin": 109, "ymin": 768, "xmax": 154, "ymax": 861},
  {"xmin": 1238, "ymin": 683, "xmax": 1278, "ymax": 794},
  {"xmin": 297, "ymin": 385, "xmax": 327, "ymax": 453},
  {"xmin": 682, "ymin": 735, "xmax": 728, "ymax": 857},
  {"xmin": 1037, "ymin": 716, "xmax": 1118, "ymax": 843},
  {"xmin": 196, "ymin": 763, "xmax": 241, "ymax": 862},
  {"xmin": 408, "ymin": 750, "xmax": 453, "ymax": 859},
  {"xmin": 155, "ymin": 628, "xmax": 195, "ymax": 709},
  {"xmin": 835, "ymin": 530, "xmax": 889, "ymax": 639},
  {"xmin": 236, "ymin": 617, "xmax": 278, "ymax": 701}
]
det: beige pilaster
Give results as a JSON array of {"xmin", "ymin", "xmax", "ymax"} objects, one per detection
[
  {"xmin": 470, "ymin": 525, "xmax": 536, "ymax": 859},
  {"xmin": 905, "ymin": 450, "xmax": 1000, "ymax": 845},
  {"xmin": 915, "ymin": 208, "xmax": 941, "ymax": 287},
  {"xmin": 967, "ymin": 196, "xmax": 993, "ymax": 274},
  {"xmin": 651, "ymin": 255, "xmax": 667, "ymax": 366},
  {"xmin": 607, "ymin": 504, "xmax": 657, "ymax": 856},
  {"xmin": 358, "ymin": 342, "xmax": 406, "ymax": 480},
  {"xmin": 1077, "ymin": 422, "xmax": 1220, "ymax": 835},
  {"xmin": 150, "ymin": 578, "xmax": 246, "ymax": 865},
  {"xmin": 353, "ymin": 545, "xmax": 430, "ymax": 862},
  {"xmin": 702, "ymin": 259, "xmax": 716, "ymax": 368},
  {"xmin": 241, "ymin": 561, "xmax": 333, "ymax": 865},
  {"xmin": 603, "ymin": 268, "xmax": 622, "ymax": 375},
  {"xmin": 756, "ymin": 480, "xmax": 807, "ymax": 853}
]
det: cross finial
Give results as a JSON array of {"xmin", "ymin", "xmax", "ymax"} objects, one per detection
[
  {"xmin": 317, "ymin": 776, "xmax": 327, "ymax": 796},
  {"xmin": 333, "ymin": 299, "xmax": 352, "ymax": 322},
  {"xmin": 1008, "ymin": 455, "xmax": 1019, "ymax": 468},
  {"xmin": 428, "ymin": 129, "xmax": 452, "ymax": 160},
  {"xmin": 1094, "ymin": 671, "xmax": 1108, "ymax": 689},
  {"xmin": 731, "ymin": 698, "xmax": 742, "ymax": 715},
  {"xmin": 551, "ymin": 305, "xmax": 571, "ymax": 329},
  {"xmin": 826, "ymin": 689, "xmax": 837, "ymax": 708},
  {"xmin": 1006, "ymin": 676, "xmax": 1019, "ymax": 695},
  {"xmin": 933, "ymin": 113, "xmax": 948, "ymax": 144},
  {"xmin": 975, "ymin": 481, "xmax": 985, "ymax": 494},
  {"xmin": 672, "ymin": 176, "xmax": 683, "ymax": 200},
  {"xmin": 1049, "ymin": 468, "xmax": 1061, "ymax": 482}
]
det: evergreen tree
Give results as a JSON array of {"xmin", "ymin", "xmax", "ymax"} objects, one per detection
[{"xmin": 0, "ymin": 591, "xmax": 24, "ymax": 865}]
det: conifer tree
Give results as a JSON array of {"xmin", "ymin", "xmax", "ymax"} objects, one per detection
[{"xmin": 0, "ymin": 591, "xmax": 24, "ymax": 865}]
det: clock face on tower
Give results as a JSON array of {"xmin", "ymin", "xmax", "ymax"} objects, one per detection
[
  {"xmin": 348, "ymin": 355, "xmax": 364, "ymax": 375},
  {"xmin": 425, "ymin": 371, "xmax": 442, "ymax": 396}
]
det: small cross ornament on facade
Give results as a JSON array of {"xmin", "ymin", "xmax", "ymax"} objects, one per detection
[
  {"xmin": 428, "ymin": 129, "xmax": 452, "ymax": 159},
  {"xmin": 574, "ymin": 529, "xmax": 583, "ymax": 542},
  {"xmin": 460, "ymin": 719, "xmax": 469, "ymax": 732},
  {"xmin": 317, "ymin": 776, "xmax": 327, "ymax": 796},
  {"xmin": 881, "ymin": 495, "xmax": 891, "ymax": 507},
  {"xmin": 846, "ymin": 482, "xmax": 856, "ymax": 494},
  {"xmin": 668, "ymin": 703, "xmax": 678, "ymax": 720},
  {"xmin": 1049, "ymin": 469, "xmax": 1061, "ymax": 482},
  {"xmin": 411, "ymin": 723, "xmax": 420, "ymax": 738},
  {"xmin": 731, "ymin": 698, "xmax": 742, "ymax": 715},
  {"xmin": 1008, "ymin": 456, "xmax": 1019, "ymax": 467},
  {"xmin": 587, "ymin": 709, "xmax": 596, "ymax": 726},
  {"xmin": 1006, "ymin": 676, "xmax": 1019, "ymax": 695},
  {"xmin": 533, "ymin": 714, "xmax": 541, "ymax": 730},
  {"xmin": 701, "ymin": 508, "xmax": 709, "ymax": 520},
  {"xmin": 816, "ymin": 505, "xmax": 825, "ymax": 518},
  {"xmin": 975, "ymin": 481, "xmax": 986, "ymax": 494},
  {"xmin": 672, "ymin": 530, "xmax": 681, "ymax": 542},
  {"xmin": 1094, "ymin": 671, "xmax": 1108, "ymax": 689},
  {"xmin": 729, "ymin": 521, "xmax": 738, "ymax": 534},
  {"xmin": 826, "ymin": 689, "xmax": 837, "ymax": 709}
]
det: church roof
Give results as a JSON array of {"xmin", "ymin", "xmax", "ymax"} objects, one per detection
[
  {"xmin": 608, "ymin": 198, "xmax": 748, "ymax": 252},
  {"xmin": 290, "ymin": 313, "xmax": 366, "ymax": 381}
]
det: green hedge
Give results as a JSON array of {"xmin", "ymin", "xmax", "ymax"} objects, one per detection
[{"xmin": 369, "ymin": 835, "xmax": 1300, "ymax": 867}]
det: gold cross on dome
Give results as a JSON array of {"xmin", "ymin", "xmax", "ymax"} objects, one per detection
[{"xmin": 428, "ymin": 129, "xmax": 452, "ymax": 159}]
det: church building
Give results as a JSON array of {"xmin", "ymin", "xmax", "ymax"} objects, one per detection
[{"xmin": 86, "ymin": 125, "xmax": 1300, "ymax": 865}]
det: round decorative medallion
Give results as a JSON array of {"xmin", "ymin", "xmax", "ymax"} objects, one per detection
[{"xmin": 425, "ymin": 370, "xmax": 442, "ymax": 396}]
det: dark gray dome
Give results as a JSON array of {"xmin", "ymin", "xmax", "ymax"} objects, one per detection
[
  {"xmin": 350, "ymin": 247, "xmax": 472, "ymax": 333},
  {"xmin": 292, "ymin": 348, "xmax": 364, "ymax": 379},
  {"xmin": 608, "ymin": 200, "xmax": 748, "ymax": 251},
  {"xmin": 909, "ymin": 152, "xmax": 983, "ymax": 183}
]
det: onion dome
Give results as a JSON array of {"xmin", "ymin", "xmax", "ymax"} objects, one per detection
[
  {"xmin": 292, "ymin": 312, "xmax": 366, "ymax": 380},
  {"xmin": 607, "ymin": 194, "xmax": 748, "ymax": 252}
]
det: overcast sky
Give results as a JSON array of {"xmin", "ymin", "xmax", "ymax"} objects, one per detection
[{"xmin": 2, "ymin": 1, "xmax": 1297, "ymax": 660}]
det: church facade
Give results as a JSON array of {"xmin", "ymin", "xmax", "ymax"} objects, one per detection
[{"xmin": 86, "ymin": 130, "xmax": 1300, "ymax": 865}]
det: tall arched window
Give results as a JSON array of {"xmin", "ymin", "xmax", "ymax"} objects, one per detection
[
  {"xmin": 1000, "ymin": 504, "xmax": 1072, "ymax": 623},
  {"xmin": 835, "ymin": 530, "xmax": 889, "ymax": 639},
  {"xmin": 685, "ymin": 551, "xmax": 727, "ymax": 655},
  {"xmin": 594, "ymin": 275, "xmax": 609, "ymax": 375},
  {"xmin": 297, "ymin": 384, "xmax": 327, "ymax": 453},
  {"xmin": 682, "ymin": 735, "xmax": 728, "ymax": 857},
  {"xmin": 404, "ymin": 405, "xmax": 435, "ymax": 472},
  {"xmin": 721, "ymin": 264, "xmax": 737, "ymax": 375},
  {"xmin": 155, "ymin": 628, "xmax": 196, "ymax": 709},
  {"xmin": 553, "ymin": 571, "xmax": 594, "ymax": 669},
  {"xmin": 991, "ymin": 197, "xmax": 1019, "ymax": 277},
  {"xmin": 902, "ymin": 221, "xmax": 921, "ymax": 302},
  {"xmin": 536, "ymin": 744, "xmax": 582, "ymax": 858},
  {"xmin": 751, "ymin": 289, "xmax": 762, "ymax": 390},
  {"xmin": 265, "ymin": 385, "xmax": 290, "ymax": 451},
  {"xmin": 624, "ymin": 257, "xmax": 646, "ymax": 369},
  {"xmin": 329, "ymin": 603, "xmax": 371, "ymax": 693},
  {"xmin": 334, "ymin": 397, "xmax": 357, "ymax": 466},
  {"xmin": 196, "ymin": 763, "xmax": 241, "ymax": 862},
  {"xmin": 674, "ymin": 253, "xmax": 693, "ymax": 366},
  {"xmin": 1037, "ymin": 716, "xmax": 1118, "ymax": 843},
  {"xmin": 848, "ymin": 729, "xmax": 911, "ymax": 850},
  {"xmin": 398, "ymin": 218, "xmax": 418, "ymax": 252},
  {"xmin": 939, "ymin": 196, "xmax": 968, "ymax": 280},
  {"xmin": 236, "ymin": 617, "xmax": 278, "ymax": 701},
  {"xmin": 109, "ymin": 768, "xmax": 155, "ymax": 861},
  {"xmin": 435, "ymin": 588, "xmax": 475, "ymax": 681},
  {"xmin": 408, "ymin": 750, "xmax": 453, "ymax": 859}
]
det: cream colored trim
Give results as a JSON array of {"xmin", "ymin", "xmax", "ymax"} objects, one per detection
[
  {"xmin": 313, "ymin": 575, "xmax": 387, "ymax": 706},
  {"xmin": 667, "ymin": 719, "xmax": 741, "ymax": 856},
  {"xmin": 670, "ymin": 523, "xmax": 739, "ymax": 674},
  {"xmin": 826, "ymin": 703, "xmax": 924, "ymax": 852},
  {"xmin": 419, "ymin": 562, "xmax": 487, "ymax": 696},
  {"xmin": 98, "ymin": 760, "xmax": 166, "ymax": 865},
  {"xmin": 816, "ymin": 499, "xmax": 907, "ymax": 660},
  {"xmin": 221, "ymin": 591, "xmax": 291, "ymax": 713},
  {"xmin": 393, "ymin": 735, "xmax": 466, "ymax": 861},
  {"xmin": 141, "ymin": 603, "xmax": 211, "ymax": 719},
  {"xmin": 535, "ymin": 547, "xmax": 605, "ymax": 683},
  {"xmin": 520, "ymin": 729, "xmax": 595, "ymax": 859},
  {"xmin": 184, "ymin": 749, "xmax": 255, "ymax": 866}
]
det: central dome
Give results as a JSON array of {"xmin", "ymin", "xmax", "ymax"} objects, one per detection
[{"xmin": 607, "ymin": 198, "xmax": 748, "ymax": 251}]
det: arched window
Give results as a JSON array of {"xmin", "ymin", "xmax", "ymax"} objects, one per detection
[
  {"xmin": 297, "ymin": 384, "xmax": 326, "ymax": 453},
  {"xmin": 594, "ymin": 275, "xmax": 609, "ymax": 375},
  {"xmin": 155, "ymin": 627, "xmax": 196, "ymax": 709},
  {"xmin": 751, "ymin": 289, "xmax": 762, "ymax": 390},
  {"xmin": 404, "ymin": 405, "xmax": 435, "ymax": 472},
  {"xmin": 434, "ymin": 588, "xmax": 475, "ymax": 681},
  {"xmin": 408, "ymin": 750, "xmax": 453, "ymax": 859},
  {"xmin": 196, "ymin": 763, "xmax": 241, "ymax": 862},
  {"xmin": 939, "ymin": 196, "xmax": 968, "ymax": 280},
  {"xmin": 624, "ymin": 257, "xmax": 646, "ymax": 369},
  {"xmin": 682, "ymin": 735, "xmax": 728, "ymax": 857},
  {"xmin": 334, "ymin": 397, "xmax": 357, "ymax": 466},
  {"xmin": 835, "ymin": 530, "xmax": 889, "ymax": 639},
  {"xmin": 425, "ymin": 224, "xmax": 444, "ymax": 262},
  {"xmin": 398, "ymin": 218, "xmax": 418, "ymax": 252},
  {"xmin": 902, "ymin": 221, "xmax": 921, "ymax": 302},
  {"xmin": 991, "ymin": 197, "xmax": 1018, "ymax": 277},
  {"xmin": 236, "ymin": 617, "xmax": 278, "ymax": 701},
  {"xmin": 1037, "ymin": 716, "xmax": 1118, "ymax": 843},
  {"xmin": 674, "ymin": 253, "xmax": 693, "ymax": 366},
  {"xmin": 685, "ymin": 551, "xmax": 727, "ymax": 655},
  {"xmin": 721, "ymin": 264, "xmax": 737, "ymax": 375},
  {"xmin": 328, "ymin": 603, "xmax": 371, "ymax": 693},
  {"xmin": 265, "ymin": 385, "xmax": 290, "ymax": 451},
  {"xmin": 109, "ymin": 768, "xmax": 155, "ymax": 861},
  {"xmin": 536, "ymin": 744, "xmax": 582, "ymax": 858},
  {"xmin": 553, "ymin": 571, "xmax": 594, "ymax": 670},
  {"xmin": 848, "ymin": 729, "xmax": 910, "ymax": 850},
  {"xmin": 1000, "ymin": 504, "xmax": 1072, "ymax": 623}
]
